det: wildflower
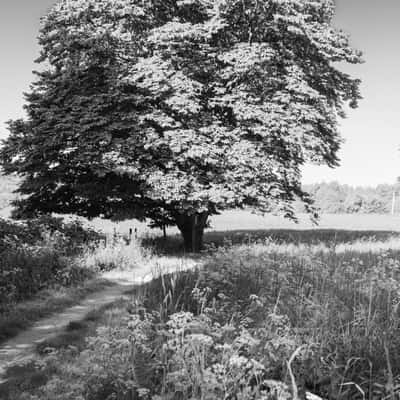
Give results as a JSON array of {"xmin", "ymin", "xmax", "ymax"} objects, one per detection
[
  {"xmin": 137, "ymin": 388, "xmax": 150, "ymax": 398},
  {"xmin": 187, "ymin": 333, "xmax": 214, "ymax": 347},
  {"xmin": 229, "ymin": 354, "xmax": 249, "ymax": 368}
]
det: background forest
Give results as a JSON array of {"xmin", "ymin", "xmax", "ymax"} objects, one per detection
[
  {"xmin": 2, "ymin": 174, "xmax": 400, "ymax": 216},
  {"xmin": 302, "ymin": 180, "xmax": 400, "ymax": 214}
]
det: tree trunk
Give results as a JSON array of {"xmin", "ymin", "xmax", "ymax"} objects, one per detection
[{"xmin": 175, "ymin": 212, "xmax": 208, "ymax": 252}]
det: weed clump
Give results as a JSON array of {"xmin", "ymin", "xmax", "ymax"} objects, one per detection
[{"xmin": 0, "ymin": 216, "xmax": 103, "ymax": 306}]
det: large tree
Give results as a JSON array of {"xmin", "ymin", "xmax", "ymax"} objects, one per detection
[{"xmin": 0, "ymin": 0, "xmax": 361, "ymax": 251}]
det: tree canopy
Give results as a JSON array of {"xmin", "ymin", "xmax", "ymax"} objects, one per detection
[{"xmin": 0, "ymin": 0, "xmax": 362, "ymax": 250}]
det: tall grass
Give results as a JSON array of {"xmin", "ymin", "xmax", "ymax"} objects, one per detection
[
  {"xmin": 136, "ymin": 234, "xmax": 400, "ymax": 399},
  {"xmin": 81, "ymin": 236, "xmax": 149, "ymax": 272}
]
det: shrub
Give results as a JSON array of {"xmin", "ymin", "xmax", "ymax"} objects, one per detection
[
  {"xmin": 0, "ymin": 244, "xmax": 94, "ymax": 306},
  {"xmin": 0, "ymin": 216, "xmax": 102, "ymax": 306},
  {"xmin": 81, "ymin": 238, "xmax": 147, "ymax": 272}
]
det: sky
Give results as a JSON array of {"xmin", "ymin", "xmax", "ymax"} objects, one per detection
[{"xmin": 0, "ymin": 0, "xmax": 399, "ymax": 187}]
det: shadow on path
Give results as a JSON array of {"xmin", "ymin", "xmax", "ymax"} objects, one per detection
[{"xmin": 0, "ymin": 279, "xmax": 137, "ymax": 382}]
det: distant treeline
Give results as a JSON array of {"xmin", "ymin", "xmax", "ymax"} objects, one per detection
[
  {"xmin": 301, "ymin": 181, "xmax": 400, "ymax": 214},
  {"xmin": 0, "ymin": 173, "xmax": 398, "ymax": 215}
]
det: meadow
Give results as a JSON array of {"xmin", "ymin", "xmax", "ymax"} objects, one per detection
[{"xmin": 2, "ymin": 212, "xmax": 400, "ymax": 399}]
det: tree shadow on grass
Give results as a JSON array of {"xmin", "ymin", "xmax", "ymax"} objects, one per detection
[
  {"xmin": 206, "ymin": 228, "xmax": 400, "ymax": 246},
  {"xmin": 143, "ymin": 228, "xmax": 400, "ymax": 256}
]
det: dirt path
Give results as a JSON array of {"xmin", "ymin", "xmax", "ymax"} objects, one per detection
[
  {"xmin": 0, "ymin": 275, "xmax": 148, "ymax": 381},
  {"xmin": 0, "ymin": 256, "xmax": 200, "ymax": 385}
]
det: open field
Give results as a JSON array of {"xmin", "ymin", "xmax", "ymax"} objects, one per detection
[
  {"xmin": 2, "ymin": 205, "xmax": 399, "ymax": 235},
  {"xmin": 210, "ymin": 212, "xmax": 400, "ymax": 232}
]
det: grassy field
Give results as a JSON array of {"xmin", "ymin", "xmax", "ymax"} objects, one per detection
[
  {"xmin": 210, "ymin": 211, "xmax": 400, "ymax": 232},
  {"xmin": 4, "ymin": 218, "xmax": 400, "ymax": 400},
  {"xmin": 2, "ymin": 206, "xmax": 399, "ymax": 236}
]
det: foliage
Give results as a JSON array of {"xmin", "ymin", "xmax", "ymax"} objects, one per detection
[
  {"xmin": 0, "ymin": 0, "xmax": 362, "ymax": 250},
  {"xmin": 0, "ymin": 216, "xmax": 101, "ymax": 253},
  {"xmin": 1, "ymin": 173, "xmax": 399, "ymax": 221},
  {"xmin": 0, "ymin": 216, "xmax": 103, "ymax": 305},
  {"xmin": 82, "ymin": 236, "xmax": 150, "ymax": 271}
]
